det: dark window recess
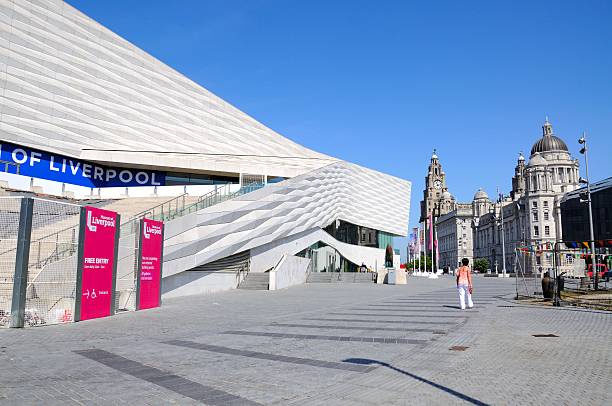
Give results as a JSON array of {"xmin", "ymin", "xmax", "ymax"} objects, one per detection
[
  {"xmin": 324, "ymin": 220, "xmax": 378, "ymax": 248},
  {"xmin": 165, "ymin": 172, "xmax": 238, "ymax": 186}
]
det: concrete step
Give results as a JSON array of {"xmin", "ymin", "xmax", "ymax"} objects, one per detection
[
  {"xmin": 238, "ymin": 273, "xmax": 269, "ymax": 290},
  {"xmin": 307, "ymin": 272, "xmax": 374, "ymax": 283}
]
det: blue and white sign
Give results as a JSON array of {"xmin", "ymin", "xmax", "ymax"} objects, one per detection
[{"xmin": 0, "ymin": 141, "xmax": 166, "ymax": 188}]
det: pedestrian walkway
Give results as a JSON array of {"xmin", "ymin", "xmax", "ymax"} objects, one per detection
[{"xmin": 0, "ymin": 276, "xmax": 610, "ymax": 405}]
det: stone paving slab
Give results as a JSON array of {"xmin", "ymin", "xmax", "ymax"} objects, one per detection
[{"xmin": 1, "ymin": 276, "xmax": 610, "ymax": 405}]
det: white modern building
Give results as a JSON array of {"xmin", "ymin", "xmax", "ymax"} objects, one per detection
[{"xmin": 0, "ymin": 0, "xmax": 411, "ymax": 297}]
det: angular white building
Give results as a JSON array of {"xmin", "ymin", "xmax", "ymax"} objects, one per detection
[{"xmin": 0, "ymin": 0, "xmax": 410, "ymax": 297}]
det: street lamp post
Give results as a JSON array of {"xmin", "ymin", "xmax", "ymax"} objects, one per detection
[
  {"xmin": 499, "ymin": 188, "xmax": 507, "ymax": 276},
  {"xmin": 579, "ymin": 133, "xmax": 597, "ymax": 290},
  {"xmin": 431, "ymin": 200, "xmax": 440, "ymax": 278}
]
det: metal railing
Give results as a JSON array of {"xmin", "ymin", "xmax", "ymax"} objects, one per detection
[
  {"xmin": 172, "ymin": 182, "xmax": 264, "ymax": 219},
  {"xmin": 119, "ymin": 192, "xmax": 190, "ymax": 236},
  {"xmin": 119, "ymin": 182, "xmax": 264, "ymax": 236},
  {"xmin": 236, "ymin": 266, "xmax": 249, "ymax": 287}
]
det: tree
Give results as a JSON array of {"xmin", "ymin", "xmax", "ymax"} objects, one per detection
[
  {"xmin": 473, "ymin": 258, "xmax": 490, "ymax": 273},
  {"xmin": 410, "ymin": 254, "xmax": 433, "ymax": 271}
]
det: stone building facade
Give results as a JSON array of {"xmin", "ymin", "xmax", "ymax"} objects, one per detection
[
  {"xmin": 437, "ymin": 203, "xmax": 474, "ymax": 270},
  {"xmin": 420, "ymin": 119, "xmax": 580, "ymax": 273}
]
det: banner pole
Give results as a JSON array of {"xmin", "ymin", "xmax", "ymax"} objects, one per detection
[
  {"xmin": 135, "ymin": 219, "xmax": 143, "ymax": 311},
  {"xmin": 73, "ymin": 207, "xmax": 87, "ymax": 322},
  {"xmin": 159, "ymin": 223, "xmax": 165, "ymax": 307},
  {"xmin": 110, "ymin": 213, "xmax": 120, "ymax": 315}
]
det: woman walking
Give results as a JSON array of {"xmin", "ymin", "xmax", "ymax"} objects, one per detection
[{"xmin": 456, "ymin": 258, "xmax": 474, "ymax": 310}]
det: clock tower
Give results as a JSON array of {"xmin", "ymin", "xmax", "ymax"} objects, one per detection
[{"xmin": 419, "ymin": 149, "xmax": 453, "ymax": 224}]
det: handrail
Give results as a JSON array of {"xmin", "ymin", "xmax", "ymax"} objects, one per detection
[
  {"xmin": 271, "ymin": 254, "xmax": 287, "ymax": 272},
  {"xmin": 236, "ymin": 256, "xmax": 252, "ymax": 287},
  {"xmin": 171, "ymin": 182, "xmax": 264, "ymax": 220},
  {"xmin": 128, "ymin": 192, "xmax": 189, "ymax": 220}
]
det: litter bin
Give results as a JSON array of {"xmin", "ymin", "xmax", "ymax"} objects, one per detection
[
  {"xmin": 542, "ymin": 273, "xmax": 553, "ymax": 299},
  {"xmin": 556, "ymin": 273, "xmax": 565, "ymax": 299}
]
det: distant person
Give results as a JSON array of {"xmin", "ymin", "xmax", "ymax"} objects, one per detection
[{"xmin": 456, "ymin": 258, "xmax": 474, "ymax": 310}]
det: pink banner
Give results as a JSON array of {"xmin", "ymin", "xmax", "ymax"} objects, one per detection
[
  {"xmin": 138, "ymin": 218, "xmax": 163, "ymax": 310},
  {"xmin": 79, "ymin": 206, "xmax": 118, "ymax": 321}
]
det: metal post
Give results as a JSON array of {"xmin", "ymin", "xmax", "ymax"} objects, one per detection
[
  {"xmin": 553, "ymin": 242, "xmax": 560, "ymax": 306},
  {"xmin": 499, "ymin": 190, "xmax": 506, "ymax": 276},
  {"xmin": 110, "ymin": 214, "xmax": 121, "ymax": 315},
  {"xmin": 579, "ymin": 133, "xmax": 597, "ymax": 290},
  {"xmin": 430, "ymin": 217, "xmax": 434, "ymax": 275},
  {"xmin": 135, "ymin": 219, "xmax": 143, "ymax": 311},
  {"xmin": 417, "ymin": 223, "xmax": 422, "ymax": 272},
  {"xmin": 159, "ymin": 223, "xmax": 165, "ymax": 307},
  {"xmin": 10, "ymin": 197, "xmax": 34, "ymax": 328},
  {"xmin": 74, "ymin": 207, "xmax": 87, "ymax": 322},
  {"xmin": 514, "ymin": 249, "xmax": 519, "ymax": 299}
]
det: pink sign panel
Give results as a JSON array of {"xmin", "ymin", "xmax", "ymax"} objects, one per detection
[
  {"xmin": 138, "ymin": 218, "xmax": 163, "ymax": 310},
  {"xmin": 79, "ymin": 206, "xmax": 118, "ymax": 320}
]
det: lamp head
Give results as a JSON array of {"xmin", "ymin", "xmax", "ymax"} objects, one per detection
[
  {"xmin": 579, "ymin": 177, "xmax": 588, "ymax": 184},
  {"xmin": 578, "ymin": 136, "xmax": 586, "ymax": 145}
]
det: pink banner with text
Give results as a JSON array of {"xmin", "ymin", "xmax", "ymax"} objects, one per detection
[
  {"xmin": 138, "ymin": 218, "xmax": 163, "ymax": 310},
  {"xmin": 80, "ymin": 206, "xmax": 118, "ymax": 321}
]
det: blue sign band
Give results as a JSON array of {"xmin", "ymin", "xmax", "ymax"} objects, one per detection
[{"xmin": 0, "ymin": 141, "xmax": 166, "ymax": 188}]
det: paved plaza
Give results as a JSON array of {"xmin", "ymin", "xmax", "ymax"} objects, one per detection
[{"xmin": 1, "ymin": 276, "xmax": 610, "ymax": 405}]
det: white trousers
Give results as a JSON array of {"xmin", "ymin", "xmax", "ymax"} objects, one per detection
[{"xmin": 458, "ymin": 284, "xmax": 473, "ymax": 310}]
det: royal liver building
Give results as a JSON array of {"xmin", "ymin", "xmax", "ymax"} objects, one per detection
[{"xmin": 427, "ymin": 119, "xmax": 580, "ymax": 273}]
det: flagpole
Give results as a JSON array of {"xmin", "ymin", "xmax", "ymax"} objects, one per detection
[
  {"xmin": 414, "ymin": 230, "xmax": 417, "ymax": 271},
  {"xmin": 429, "ymin": 215, "xmax": 434, "ymax": 275},
  {"xmin": 418, "ymin": 223, "xmax": 422, "ymax": 274}
]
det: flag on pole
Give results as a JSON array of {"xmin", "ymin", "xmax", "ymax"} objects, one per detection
[
  {"xmin": 435, "ymin": 238, "xmax": 439, "ymax": 263},
  {"xmin": 428, "ymin": 214, "xmax": 433, "ymax": 250}
]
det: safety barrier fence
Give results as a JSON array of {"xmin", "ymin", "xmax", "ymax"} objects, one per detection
[
  {"xmin": 0, "ymin": 197, "xmax": 163, "ymax": 328},
  {"xmin": 514, "ymin": 240, "xmax": 612, "ymax": 309}
]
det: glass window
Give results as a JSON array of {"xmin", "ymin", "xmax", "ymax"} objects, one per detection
[
  {"xmin": 534, "ymin": 226, "xmax": 539, "ymax": 237},
  {"xmin": 545, "ymin": 225, "xmax": 550, "ymax": 236},
  {"xmin": 532, "ymin": 201, "xmax": 538, "ymax": 208},
  {"xmin": 165, "ymin": 172, "xmax": 238, "ymax": 186},
  {"xmin": 533, "ymin": 212, "xmax": 539, "ymax": 221},
  {"xmin": 544, "ymin": 211, "xmax": 549, "ymax": 221},
  {"xmin": 543, "ymin": 201, "xmax": 549, "ymax": 208}
]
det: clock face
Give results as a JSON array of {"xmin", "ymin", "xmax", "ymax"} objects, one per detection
[{"xmin": 433, "ymin": 180, "xmax": 442, "ymax": 189}]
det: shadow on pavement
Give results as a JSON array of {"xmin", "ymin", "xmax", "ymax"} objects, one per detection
[{"xmin": 343, "ymin": 358, "xmax": 490, "ymax": 406}]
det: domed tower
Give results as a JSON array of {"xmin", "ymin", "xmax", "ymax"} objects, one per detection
[
  {"xmin": 525, "ymin": 118, "xmax": 579, "ymax": 195},
  {"xmin": 511, "ymin": 152, "xmax": 526, "ymax": 199},
  {"xmin": 523, "ymin": 118, "xmax": 580, "ymax": 243},
  {"xmin": 472, "ymin": 188, "xmax": 491, "ymax": 218},
  {"xmin": 440, "ymin": 190, "xmax": 456, "ymax": 213},
  {"xmin": 530, "ymin": 118, "xmax": 570, "ymax": 159}
]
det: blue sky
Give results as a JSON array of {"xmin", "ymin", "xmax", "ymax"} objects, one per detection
[{"xmin": 69, "ymin": 0, "xmax": 611, "ymax": 256}]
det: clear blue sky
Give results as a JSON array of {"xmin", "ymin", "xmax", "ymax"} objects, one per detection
[{"xmin": 68, "ymin": 0, "xmax": 611, "ymax": 256}]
